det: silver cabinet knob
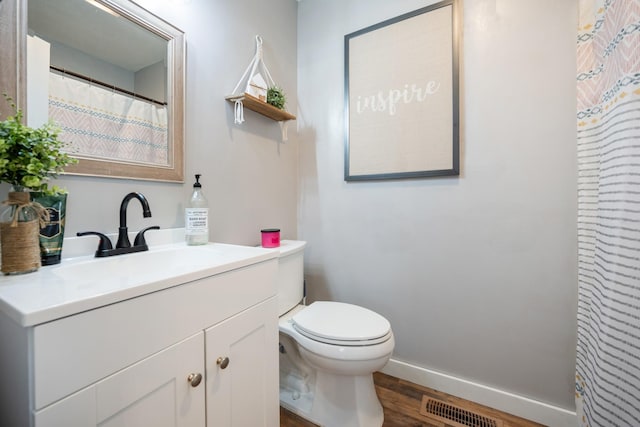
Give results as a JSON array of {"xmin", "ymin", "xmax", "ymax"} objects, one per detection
[
  {"xmin": 216, "ymin": 356, "xmax": 230, "ymax": 369},
  {"xmin": 187, "ymin": 373, "xmax": 202, "ymax": 387}
]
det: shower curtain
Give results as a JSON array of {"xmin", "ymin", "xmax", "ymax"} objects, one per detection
[
  {"xmin": 48, "ymin": 72, "xmax": 169, "ymax": 167},
  {"xmin": 576, "ymin": 0, "xmax": 640, "ymax": 426}
]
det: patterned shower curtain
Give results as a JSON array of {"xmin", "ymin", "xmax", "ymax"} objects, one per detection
[
  {"xmin": 48, "ymin": 72, "xmax": 169, "ymax": 167},
  {"xmin": 576, "ymin": 0, "xmax": 640, "ymax": 426}
]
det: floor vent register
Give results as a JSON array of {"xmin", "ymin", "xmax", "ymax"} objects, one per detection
[{"xmin": 420, "ymin": 396, "xmax": 504, "ymax": 427}]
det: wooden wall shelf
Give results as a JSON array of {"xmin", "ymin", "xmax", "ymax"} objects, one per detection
[{"xmin": 226, "ymin": 93, "xmax": 296, "ymax": 122}]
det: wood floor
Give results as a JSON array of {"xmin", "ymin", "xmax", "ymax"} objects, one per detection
[{"xmin": 280, "ymin": 372, "xmax": 545, "ymax": 427}]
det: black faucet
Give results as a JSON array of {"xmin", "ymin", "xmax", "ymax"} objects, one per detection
[
  {"xmin": 117, "ymin": 192, "xmax": 152, "ymax": 249},
  {"xmin": 77, "ymin": 192, "xmax": 160, "ymax": 257}
]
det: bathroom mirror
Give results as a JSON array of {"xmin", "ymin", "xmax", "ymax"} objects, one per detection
[{"xmin": 0, "ymin": 0, "xmax": 185, "ymax": 182}]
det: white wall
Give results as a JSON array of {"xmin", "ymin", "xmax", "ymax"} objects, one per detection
[
  {"xmin": 297, "ymin": 0, "xmax": 578, "ymax": 418},
  {"xmin": 3, "ymin": 0, "xmax": 299, "ymax": 246},
  {"xmin": 26, "ymin": 35, "xmax": 50, "ymax": 128}
]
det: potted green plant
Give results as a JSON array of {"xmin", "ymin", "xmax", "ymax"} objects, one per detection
[
  {"xmin": 267, "ymin": 86, "xmax": 286, "ymax": 110},
  {"xmin": 0, "ymin": 96, "xmax": 77, "ymax": 273}
]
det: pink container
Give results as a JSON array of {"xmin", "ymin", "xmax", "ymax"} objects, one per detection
[{"xmin": 261, "ymin": 228, "xmax": 280, "ymax": 248}]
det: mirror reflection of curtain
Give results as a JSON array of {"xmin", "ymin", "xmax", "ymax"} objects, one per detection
[
  {"xmin": 48, "ymin": 72, "xmax": 169, "ymax": 167},
  {"xmin": 576, "ymin": 0, "xmax": 640, "ymax": 425}
]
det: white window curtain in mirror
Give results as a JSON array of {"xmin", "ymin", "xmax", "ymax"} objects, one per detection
[
  {"xmin": 48, "ymin": 73, "xmax": 169, "ymax": 167},
  {"xmin": 576, "ymin": 0, "xmax": 640, "ymax": 425}
]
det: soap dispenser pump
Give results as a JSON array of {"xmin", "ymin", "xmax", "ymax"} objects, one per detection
[{"xmin": 185, "ymin": 174, "xmax": 209, "ymax": 245}]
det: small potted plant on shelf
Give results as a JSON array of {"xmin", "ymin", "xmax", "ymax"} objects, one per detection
[
  {"xmin": 267, "ymin": 86, "xmax": 286, "ymax": 110},
  {"xmin": 0, "ymin": 95, "xmax": 77, "ymax": 274}
]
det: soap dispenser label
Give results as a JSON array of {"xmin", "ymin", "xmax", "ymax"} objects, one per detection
[{"xmin": 185, "ymin": 208, "xmax": 209, "ymax": 235}]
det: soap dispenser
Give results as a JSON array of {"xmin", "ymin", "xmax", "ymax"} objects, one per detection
[{"xmin": 185, "ymin": 174, "xmax": 209, "ymax": 245}]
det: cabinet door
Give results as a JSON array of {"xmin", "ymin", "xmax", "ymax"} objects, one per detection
[
  {"xmin": 205, "ymin": 297, "xmax": 279, "ymax": 427},
  {"xmin": 35, "ymin": 333, "xmax": 205, "ymax": 427}
]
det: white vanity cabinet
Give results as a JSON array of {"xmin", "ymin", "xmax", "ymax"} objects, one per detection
[
  {"xmin": 0, "ymin": 245, "xmax": 279, "ymax": 427},
  {"xmin": 34, "ymin": 332, "xmax": 206, "ymax": 427}
]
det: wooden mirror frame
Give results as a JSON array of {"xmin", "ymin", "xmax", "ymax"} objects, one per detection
[{"xmin": 0, "ymin": 0, "xmax": 185, "ymax": 182}]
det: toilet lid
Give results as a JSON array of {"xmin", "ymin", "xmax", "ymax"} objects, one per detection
[{"xmin": 292, "ymin": 301, "xmax": 391, "ymax": 344}]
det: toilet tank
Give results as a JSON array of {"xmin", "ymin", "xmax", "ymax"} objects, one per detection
[{"xmin": 276, "ymin": 240, "xmax": 306, "ymax": 316}]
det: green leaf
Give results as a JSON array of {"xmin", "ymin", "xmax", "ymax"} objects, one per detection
[
  {"xmin": 0, "ymin": 94, "xmax": 78, "ymax": 190},
  {"xmin": 267, "ymin": 86, "xmax": 286, "ymax": 110}
]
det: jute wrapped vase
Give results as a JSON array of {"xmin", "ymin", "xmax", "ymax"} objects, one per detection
[{"xmin": 0, "ymin": 192, "xmax": 42, "ymax": 275}]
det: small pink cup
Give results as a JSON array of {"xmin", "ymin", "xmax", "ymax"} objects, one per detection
[{"xmin": 261, "ymin": 228, "xmax": 280, "ymax": 248}]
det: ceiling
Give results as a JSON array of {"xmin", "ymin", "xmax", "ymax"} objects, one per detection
[{"xmin": 28, "ymin": 0, "xmax": 166, "ymax": 72}]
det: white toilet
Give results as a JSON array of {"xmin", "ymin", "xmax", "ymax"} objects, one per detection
[{"xmin": 275, "ymin": 241, "xmax": 395, "ymax": 427}]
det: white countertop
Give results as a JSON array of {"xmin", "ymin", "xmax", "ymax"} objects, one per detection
[{"xmin": 0, "ymin": 229, "xmax": 277, "ymax": 327}]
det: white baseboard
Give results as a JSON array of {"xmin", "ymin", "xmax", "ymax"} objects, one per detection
[{"xmin": 381, "ymin": 358, "xmax": 577, "ymax": 427}]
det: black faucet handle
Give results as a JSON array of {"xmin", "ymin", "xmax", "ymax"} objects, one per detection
[
  {"xmin": 77, "ymin": 231, "xmax": 114, "ymax": 255},
  {"xmin": 134, "ymin": 226, "xmax": 160, "ymax": 247}
]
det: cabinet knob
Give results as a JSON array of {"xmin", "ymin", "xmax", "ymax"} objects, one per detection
[
  {"xmin": 187, "ymin": 373, "xmax": 203, "ymax": 387},
  {"xmin": 216, "ymin": 356, "xmax": 230, "ymax": 369}
]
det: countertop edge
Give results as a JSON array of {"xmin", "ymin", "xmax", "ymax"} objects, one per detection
[
  {"xmin": 18, "ymin": 253, "xmax": 278, "ymax": 327},
  {"xmin": 0, "ymin": 239, "xmax": 278, "ymax": 327}
]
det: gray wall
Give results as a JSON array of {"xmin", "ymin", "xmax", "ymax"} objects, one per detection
[
  {"xmin": 49, "ymin": 41, "xmax": 135, "ymax": 91},
  {"xmin": 3, "ymin": 0, "xmax": 299, "ymax": 246},
  {"xmin": 297, "ymin": 0, "xmax": 578, "ymax": 411},
  {"xmin": 135, "ymin": 61, "xmax": 166, "ymax": 103}
]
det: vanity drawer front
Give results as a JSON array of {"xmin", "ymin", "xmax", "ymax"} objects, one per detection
[{"xmin": 32, "ymin": 259, "xmax": 277, "ymax": 410}]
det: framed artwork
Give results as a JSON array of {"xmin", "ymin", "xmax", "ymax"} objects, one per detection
[{"xmin": 344, "ymin": 0, "xmax": 459, "ymax": 181}]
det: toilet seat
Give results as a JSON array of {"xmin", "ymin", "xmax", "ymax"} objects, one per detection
[
  {"xmin": 291, "ymin": 301, "xmax": 391, "ymax": 346},
  {"xmin": 279, "ymin": 303, "xmax": 395, "ymax": 364}
]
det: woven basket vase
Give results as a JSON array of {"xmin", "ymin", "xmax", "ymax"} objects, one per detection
[{"xmin": 1, "ymin": 192, "xmax": 41, "ymax": 274}]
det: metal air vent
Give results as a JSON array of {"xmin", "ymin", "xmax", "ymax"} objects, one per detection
[{"xmin": 419, "ymin": 396, "xmax": 503, "ymax": 427}]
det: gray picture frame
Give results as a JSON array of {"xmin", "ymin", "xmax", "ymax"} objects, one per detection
[{"xmin": 344, "ymin": 0, "xmax": 460, "ymax": 181}]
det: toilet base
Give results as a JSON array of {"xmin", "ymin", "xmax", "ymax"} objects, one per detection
[{"xmin": 279, "ymin": 371, "xmax": 384, "ymax": 427}]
